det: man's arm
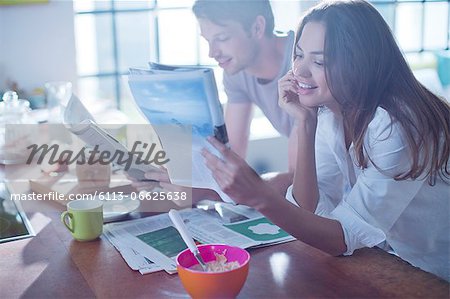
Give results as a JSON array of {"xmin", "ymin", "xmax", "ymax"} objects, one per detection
[{"xmin": 224, "ymin": 102, "xmax": 253, "ymax": 158}]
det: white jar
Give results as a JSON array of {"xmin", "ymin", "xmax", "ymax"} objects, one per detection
[{"xmin": 0, "ymin": 91, "xmax": 36, "ymax": 164}]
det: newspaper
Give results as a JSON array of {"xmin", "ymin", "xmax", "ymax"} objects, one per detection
[
  {"xmin": 128, "ymin": 63, "xmax": 235, "ymax": 203},
  {"xmin": 104, "ymin": 202, "xmax": 295, "ymax": 274},
  {"xmin": 63, "ymin": 95, "xmax": 163, "ymax": 180}
]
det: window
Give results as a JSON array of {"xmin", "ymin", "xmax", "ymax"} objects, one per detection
[
  {"xmin": 73, "ymin": 0, "xmax": 304, "ymax": 110},
  {"xmin": 372, "ymin": 0, "xmax": 449, "ymax": 52},
  {"xmin": 74, "ymin": 0, "xmax": 449, "ymax": 110},
  {"xmin": 74, "ymin": 0, "xmax": 199, "ymax": 110}
]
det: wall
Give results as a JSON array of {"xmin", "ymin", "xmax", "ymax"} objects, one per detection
[
  {"xmin": 0, "ymin": 8, "xmax": 4, "ymax": 91},
  {"xmin": 247, "ymin": 136, "xmax": 289, "ymax": 174},
  {"xmin": 0, "ymin": 0, "xmax": 77, "ymax": 94}
]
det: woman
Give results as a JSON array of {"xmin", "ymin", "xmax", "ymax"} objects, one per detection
[{"xmin": 202, "ymin": 0, "xmax": 450, "ymax": 280}]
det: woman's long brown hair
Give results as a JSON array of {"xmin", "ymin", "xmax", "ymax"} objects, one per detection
[{"xmin": 295, "ymin": 0, "xmax": 450, "ymax": 185}]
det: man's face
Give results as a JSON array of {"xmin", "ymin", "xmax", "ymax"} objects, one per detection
[{"xmin": 198, "ymin": 18, "xmax": 259, "ymax": 75}]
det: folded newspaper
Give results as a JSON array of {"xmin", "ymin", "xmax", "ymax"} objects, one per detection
[
  {"xmin": 104, "ymin": 202, "xmax": 295, "ymax": 274},
  {"xmin": 63, "ymin": 95, "xmax": 163, "ymax": 181},
  {"xmin": 128, "ymin": 63, "xmax": 235, "ymax": 203}
]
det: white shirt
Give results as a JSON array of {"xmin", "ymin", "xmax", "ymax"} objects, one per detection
[{"xmin": 286, "ymin": 107, "xmax": 450, "ymax": 281}]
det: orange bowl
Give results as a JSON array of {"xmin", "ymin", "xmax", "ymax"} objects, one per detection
[{"xmin": 176, "ymin": 244, "xmax": 250, "ymax": 299}]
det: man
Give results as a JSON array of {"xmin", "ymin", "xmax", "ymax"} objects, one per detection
[{"xmin": 193, "ymin": 0, "xmax": 296, "ymax": 193}]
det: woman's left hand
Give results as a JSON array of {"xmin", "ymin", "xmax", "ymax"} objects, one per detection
[
  {"xmin": 201, "ymin": 137, "xmax": 277, "ymax": 210},
  {"xmin": 278, "ymin": 70, "xmax": 318, "ymax": 122}
]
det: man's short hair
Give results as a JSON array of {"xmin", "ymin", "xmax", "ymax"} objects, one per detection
[{"xmin": 193, "ymin": 0, "xmax": 275, "ymax": 36}]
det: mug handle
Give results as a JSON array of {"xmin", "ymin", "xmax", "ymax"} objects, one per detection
[{"xmin": 61, "ymin": 211, "xmax": 74, "ymax": 233}]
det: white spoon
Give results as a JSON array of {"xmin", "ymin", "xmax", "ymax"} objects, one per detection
[{"xmin": 169, "ymin": 209, "xmax": 207, "ymax": 271}]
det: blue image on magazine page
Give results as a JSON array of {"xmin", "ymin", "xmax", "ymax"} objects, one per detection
[
  {"xmin": 128, "ymin": 69, "xmax": 228, "ymax": 144},
  {"xmin": 130, "ymin": 78, "xmax": 211, "ymax": 136},
  {"xmin": 128, "ymin": 67, "xmax": 235, "ymax": 204}
]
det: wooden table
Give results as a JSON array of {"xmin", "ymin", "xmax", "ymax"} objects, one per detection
[
  {"xmin": 1, "ymin": 200, "xmax": 449, "ymax": 298},
  {"xmin": 0, "ymin": 166, "xmax": 448, "ymax": 298}
]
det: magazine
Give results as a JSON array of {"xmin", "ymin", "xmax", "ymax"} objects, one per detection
[
  {"xmin": 127, "ymin": 63, "xmax": 234, "ymax": 203},
  {"xmin": 129, "ymin": 63, "xmax": 228, "ymax": 144},
  {"xmin": 104, "ymin": 202, "xmax": 296, "ymax": 274}
]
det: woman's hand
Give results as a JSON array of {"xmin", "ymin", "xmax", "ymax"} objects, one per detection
[
  {"xmin": 278, "ymin": 70, "xmax": 318, "ymax": 122},
  {"xmin": 201, "ymin": 137, "xmax": 278, "ymax": 210},
  {"xmin": 129, "ymin": 167, "xmax": 195, "ymax": 207}
]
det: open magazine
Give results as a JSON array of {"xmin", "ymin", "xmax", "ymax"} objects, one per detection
[
  {"xmin": 104, "ymin": 202, "xmax": 296, "ymax": 274},
  {"xmin": 128, "ymin": 63, "xmax": 234, "ymax": 203},
  {"xmin": 129, "ymin": 62, "xmax": 228, "ymax": 144}
]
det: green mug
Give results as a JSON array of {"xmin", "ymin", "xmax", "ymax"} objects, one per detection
[{"xmin": 61, "ymin": 199, "xmax": 103, "ymax": 241}]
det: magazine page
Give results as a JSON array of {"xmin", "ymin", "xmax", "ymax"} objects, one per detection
[
  {"xmin": 128, "ymin": 70, "xmax": 225, "ymax": 139},
  {"xmin": 152, "ymin": 125, "xmax": 233, "ymax": 203},
  {"xmin": 144, "ymin": 63, "xmax": 228, "ymax": 144},
  {"xmin": 127, "ymin": 64, "xmax": 233, "ymax": 203}
]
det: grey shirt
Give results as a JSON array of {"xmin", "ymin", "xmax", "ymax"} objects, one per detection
[{"xmin": 223, "ymin": 31, "xmax": 295, "ymax": 137}]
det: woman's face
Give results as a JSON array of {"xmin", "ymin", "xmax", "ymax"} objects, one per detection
[{"xmin": 292, "ymin": 22, "xmax": 338, "ymax": 111}]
